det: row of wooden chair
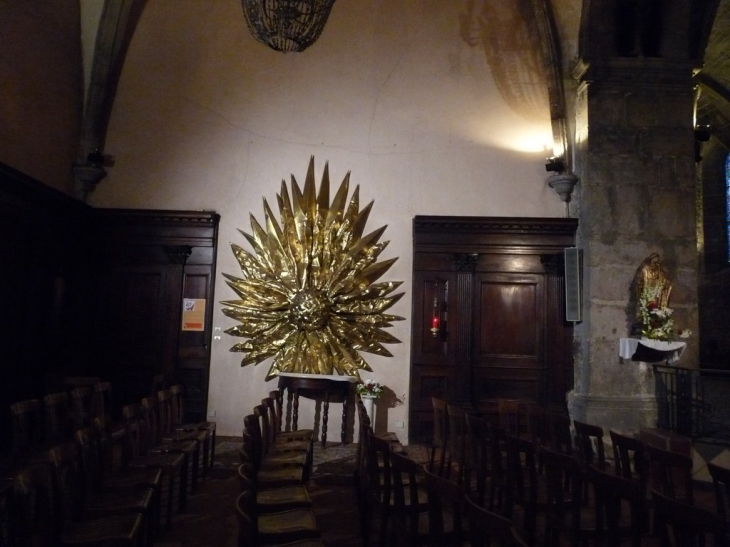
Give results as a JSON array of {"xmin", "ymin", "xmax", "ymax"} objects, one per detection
[
  {"xmin": 355, "ymin": 395, "xmax": 529, "ymax": 546},
  {"xmin": 3, "ymin": 380, "xmax": 215, "ymax": 547},
  {"xmin": 428, "ymin": 397, "xmax": 730, "ymax": 546},
  {"xmin": 236, "ymin": 390, "xmax": 323, "ymax": 546}
]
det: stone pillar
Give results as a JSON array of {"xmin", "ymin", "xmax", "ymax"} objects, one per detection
[{"xmin": 569, "ymin": 58, "xmax": 699, "ymax": 434}]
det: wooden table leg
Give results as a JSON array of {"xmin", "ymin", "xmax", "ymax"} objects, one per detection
[
  {"xmin": 292, "ymin": 390, "xmax": 299, "ymax": 431},
  {"xmin": 341, "ymin": 390, "xmax": 348, "ymax": 444},
  {"xmin": 322, "ymin": 391, "xmax": 329, "ymax": 448}
]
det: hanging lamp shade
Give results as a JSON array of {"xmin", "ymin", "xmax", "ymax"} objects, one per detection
[{"xmin": 242, "ymin": 0, "xmax": 336, "ymax": 52}]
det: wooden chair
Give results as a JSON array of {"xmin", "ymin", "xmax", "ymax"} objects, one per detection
[
  {"xmin": 92, "ymin": 381, "xmax": 115, "ymax": 426},
  {"xmin": 540, "ymin": 447, "xmax": 589, "ymax": 547},
  {"xmin": 445, "ymin": 404, "xmax": 468, "ymax": 485},
  {"xmin": 487, "ymin": 423, "xmax": 508, "ymax": 512},
  {"xmin": 12, "ymin": 462, "xmax": 144, "ymax": 547},
  {"xmin": 652, "ymin": 489, "xmax": 726, "ymax": 546},
  {"xmin": 547, "ymin": 411, "xmax": 574, "ymax": 455},
  {"xmin": 236, "ymin": 489, "xmax": 321, "ymax": 547},
  {"xmin": 157, "ymin": 390, "xmax": 209, "ymax": 482},
  {"xmin": 498, "ymin": 399, "xmax": 530, "ymax": 438},
  {"xmin": 587, "ymin": 464, "xmax": 647, "ymax": 547},
  {"xmin": 365, "ymin": 431, "xmax": 396, "ymax": 547},
  {"xmin": 69, "ymin": 385, "xmax": 95, "ymax": 431},
  {"xmin": 429, "ymin": 397, "xmax": 449, "ymax": 476},
  {"xmin": 121, "ymin": 403, "xmax": 188, "ymax": 515},
  {"xmin": 573, "ymin": 420, "xmax": 606, "ymax": 471},
  {"xmin": 389, "ymin": 450, "xmax": 429, "ymax": 546},
  {"xmin": 647, "ymin": 444, "xmax": 694, "ymax": 505},
  {"xmin": 9, "ymin": 399, "xmax": 43, "ymax": 460},
  {"xmin": 169, "ymin": 384, "xmax": 216, "ymax": 469},
  {"xmin": 59, "ymin": 437, "xmax": 156, "ymax": 547},
  {"xmin": 422, "ymin": 465, "xmax": 466, "ymax": 547},
  {"xmin": 240, "ymin": 428, "xmax": 306, "ymax": 489},
  {"xmin": 464, "ymin": 412, "xmax": 489, "ymax": 506},
  {"xmin": 269, "ymin": 390, "xmax": 314, "ymax": 443},
  {"xmin": 237, "ymin": 462, "xmax": 312, "ymax": 513},
  {"xmin": 43, "ymin": 391, "xmax": 73, "ymax": 445},
  {"xmin": 708, "ymin": 462, "xmax": 730, "ymax": 521},
  {"xmin": 504, "ymin": 434, "xmax": 542, "ymax": 545},
  {"xmin": 255, "ymin": 403, "xmax": 311, "ymax": 480},
  {"xmin": 261, "ymin": 396, "xmax": 314, "ymax": 458},
  {"xmin": 92, "ymin": 417, "xmax": 165, "ymax": 535},
  {"xmin": 465, "ymin": 494, "xmax": 530, "ymax": 547},
  {"xmin": 139, "ymin": 396, "xmax": 199, "ymax": 494},
  {"xmin": 245, "ymin": 410, "xmax": 309, "ymax": 478},
  {"xmin": 610, "ymin": 430, "xmax": 649, "ymax": 500}
]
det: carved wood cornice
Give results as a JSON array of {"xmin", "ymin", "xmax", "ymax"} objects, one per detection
[{"xmin": 414, "ymin": 216, "xmax": 578, "ymax": 235}]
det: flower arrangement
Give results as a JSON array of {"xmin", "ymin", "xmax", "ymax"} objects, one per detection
[
  {"xmin": 355, "ymin": 379, "xmax": 383, "ymax": 398},
  {"xmin": 637, "ymin": 284, "xmax": 691, "ymax": 341}
]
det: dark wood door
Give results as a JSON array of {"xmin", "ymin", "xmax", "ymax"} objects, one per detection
[
  {"xmin": 409, "ymin": 216, "xmax": 577, "ymax": 442},
  {"xmin": 472, "ymin": 271, "xmax": 545, "ymax": 410}
]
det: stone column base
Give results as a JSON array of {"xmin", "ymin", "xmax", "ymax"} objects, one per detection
[{"xmin": 568, "ymin": 391, "xmax": 657, "ymax": 435}]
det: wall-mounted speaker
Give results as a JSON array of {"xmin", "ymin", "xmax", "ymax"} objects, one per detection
[{"xmin": 564, "ymin": 247, "xmax": 582, "ymax": 322}]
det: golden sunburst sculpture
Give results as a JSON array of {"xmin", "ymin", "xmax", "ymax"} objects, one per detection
[{"xmin": 221, "ymin": 157, "xmax": 405, "ymax": 381}]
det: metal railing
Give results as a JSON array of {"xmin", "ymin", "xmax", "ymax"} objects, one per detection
[{"xmin": 653, "ymin": 364, "xmax": 730, "ymax": 440}]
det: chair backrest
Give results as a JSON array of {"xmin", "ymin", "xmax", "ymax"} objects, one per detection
[
  {"xmin": 504, "ymin": 435, "xmax": 538, "ymax": 524},
  {"xmin": 140, "ymin": 395, "xmax": 164, "ymax": 447},
  {"xmin": 92, "ymin": 381, "xmax": 113, "ymax": 424},
  {"xmin": 390, "ymin": 450, "xmax": 427, "ymax": 546},
  {"xmin": 255, "ymin": 402, "xmax": 275, "ymax": 455},
  {"xmin": 170, "ymin": 384, "xmax": 186, "ymax": 426},
  {"xmin": 235, "ymin": 490, "xmax": 258, "ymax": 546},
  {"xmin": 708, "ymin": 462, "xmax": 730, "ymax": 521},
  {"xmin": 587, "ymin": 464, "xmax": 646, "ymax": 547},
  {"xmin": 431, "ymin": 397, "xmax": 448, "ymax": 450},
  {"xmin": 366, "ymin": 432, "xmax": 393, "ymax": 506},
  {"xmin": 465, "ymin": 494, "xmax": 529, "ymax": 547},
  {"xmin": 540, "ymin": 446, "xmax": 583, "ymax": 515},
  {"xmin": 610, "ymin": 430, "xmax": 649, "ymax": 496},
  {"xmin": 10, "ymin": 463, "xmax": 57, "ymax": 547},
  {"xmin": 647, "ymin": 444, "xmax": 694, "ymax": 504},
  {"xmin": 498, "ymin": 399, "xmax": 529, "ymax": 437},
  {"xmin": 243, "ymin": 413, "xmax": 265, "ymax": 469},
  {"xmin": 121, "ymin": 403, "xmax": 146, "ymax": 458},
  {"xmin": 547, "ymin": 411, "xmax": 573, "ymax": 454},
  {"xmin": 446, "ymin": 404, "xmax": 467, "ymax": 484},
  {"xmin": 526, "ymin": 404, "xmax": 549, "ymax": 446},
  {"xmin": 652, "ymin": 489, "xmax": 726, "ymax": 546},
  {"xmin": 44, "ymin": 391, "xmax": 72, "ymax": 444},
  {"xmin": 573, "ymin": 419, "xmax": 606, "ymax": 471},
  {"xmin": 486, "ymin": 423, "xmax": 508, "ymax": 512},
  {"xmin": 48, "ymin": 442, "xmax": 85, "ymax": 529},
  {"xmin": 422, "ymin": 466, "xmax": 465, "ymax": 546},
  {"xmin": 10, "ymin": 398, "xmax": 42, "ymax": 458},
  {"xmin": 157, "ymin": 388, "xmax": 176, "ymax": 435},
  {"xmin": 69, "ymin": 385, "xmax": 94, "ymax": 431},
  {"xmin": 464, "ymin": 412, "xmax": 489, "ymax": 506}
]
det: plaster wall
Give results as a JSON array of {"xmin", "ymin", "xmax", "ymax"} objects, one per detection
[
  {"xmin": 0, "ymin": 1, "xmax": 83, "ymax": 194},
  {"xmin": 91, "ymin": 0, "xmax": 566, "ymax": 439}
]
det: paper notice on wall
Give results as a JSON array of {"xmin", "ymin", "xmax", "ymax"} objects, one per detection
[{"xmin": 182, "ymin": 298, "xmax": 206, "ymax": 331}]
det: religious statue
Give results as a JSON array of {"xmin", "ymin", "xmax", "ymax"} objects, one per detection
[
  {"xmin": 632, "ymin": 253, "xmax": 675, "ymax": 339},
  {"xmin": 634, "ymin": 253, "xmax": 672, "ymax": 310}
]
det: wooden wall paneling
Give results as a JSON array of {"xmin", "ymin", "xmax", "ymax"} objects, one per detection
[
  {"xmin": 410, "ymin": 216, "xmax": 577, "ymax": 441},
  {"xmin": 409, "ymin": 266, "xmax": 457, "ymax": 441},
  {"xmin": 93, "ymin": 210, "xmax": 219, "ymax": 419},
  {"xmin": 0, "ymin": 163, "xmax": 94, "ymax": 440}
]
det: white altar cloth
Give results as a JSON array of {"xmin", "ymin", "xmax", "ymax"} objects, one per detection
[{"xmin": 618, "ymin": 338, "xmax": 686, "ymax": 363}]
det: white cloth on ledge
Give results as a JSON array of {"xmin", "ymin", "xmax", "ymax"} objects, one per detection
[
  {"xmin": 277, "ymin": 372, "xmax": 360, "ymax": 382},
  {"xmin": 618, "ymin": 337, "xmax": 686, "ymax": 363}
]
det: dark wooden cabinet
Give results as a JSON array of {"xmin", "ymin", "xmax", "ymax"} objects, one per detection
[
  {"xmin": 409, "ymin": 216, "xmax": 577, "ymax": 442},
  {"xmin": 93, "ymin": 210, "xmax": 219, "ymax": 421},
  {"xmin": 0, "ymin": 164, "xmax": 220, "ymax": 438}
]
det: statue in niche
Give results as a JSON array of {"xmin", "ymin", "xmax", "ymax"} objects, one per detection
[
  {"xmin": 631, "ymin": 253, "xmax": 673, "ymax": 336},
  {"xmin": 635, "ymin": 253, "xmax": 672, "ymax": 309}
]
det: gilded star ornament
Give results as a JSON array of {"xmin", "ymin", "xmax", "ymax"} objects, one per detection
[{"xmin": 221, "ymin": 157, "xmax": 405, "ymax": 381}]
